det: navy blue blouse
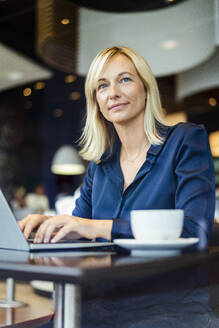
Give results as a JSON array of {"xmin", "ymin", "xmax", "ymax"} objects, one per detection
[{"xmin": 72, "ymin": 123, "xmax": 215, "ymax": 243}]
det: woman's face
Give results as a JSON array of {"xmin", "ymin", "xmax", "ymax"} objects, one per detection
[{"xmin": 95, "ymin": 54, "xmax": 146, "ymax": 126}]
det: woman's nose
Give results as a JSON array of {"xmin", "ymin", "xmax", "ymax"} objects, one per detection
[{"xmin": 108, "ymin": 83, "xmax": 120, "ymax": 98}]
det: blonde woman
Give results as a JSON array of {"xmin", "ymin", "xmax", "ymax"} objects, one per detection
[{"xmin": 19, "ymin": 46, "xmax": 215, "ymax": 244}]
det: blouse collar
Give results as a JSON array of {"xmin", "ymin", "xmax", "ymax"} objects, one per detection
[{"xmin": 100, "ymin": 123, "xmax": 170, "ymax": 163}]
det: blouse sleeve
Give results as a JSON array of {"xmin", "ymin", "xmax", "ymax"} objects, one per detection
[
  {"xmin": 174, "ymin": 124, "xmax": 215, "ymax": 245},
  {"xmin": 72, "ymin": 161, "xmax": 96, "ymax": 218},
  {"xmin": 111, "ymin": 219, "xmax": 133, "ymax": 240}
]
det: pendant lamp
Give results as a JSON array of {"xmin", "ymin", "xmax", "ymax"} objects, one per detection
[{"xmin": 51, "ymin": 145, "xmax": 85, "ymax": 175}]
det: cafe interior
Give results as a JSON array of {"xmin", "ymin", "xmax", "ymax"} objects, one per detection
[{"xmin": 0, "ymin": 0, "xmax": 219, "ymax": 327}]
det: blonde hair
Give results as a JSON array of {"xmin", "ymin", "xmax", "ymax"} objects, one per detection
[{"xmin": 79, "ymin": 46, "xmax": 167, "ymax": 162}]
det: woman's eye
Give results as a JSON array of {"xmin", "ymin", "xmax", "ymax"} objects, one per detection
[
  {"xmin": 121, "ymin": 77, "xmax": 131, "ymax": 83},
  {"xmin": 98, "ymin": 83, "xmax": 108, "ymax": 90}
]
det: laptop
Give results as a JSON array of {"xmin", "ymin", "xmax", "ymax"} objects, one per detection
[{"xmin": 0, "ymin": 189, "xmax": 113, "ymax": 252}]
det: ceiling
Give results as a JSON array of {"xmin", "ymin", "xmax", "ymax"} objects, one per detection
[
  {"xmin": 67, "ymin": 0, "xmax": 186, "ymax": 12},
  {"xmin": 76, "ymin": 0, "xmax": 215, "ymax": 77},
  {"xmin": 0, "ymin": 0, "xmax": 36, "ymax": 58},
  {"xmin": 0, "ymin": 0, "xmax": 52, "ymax": 91},
  {"xmin": 0, "ymin": 0, "xmax": 186, "ymax": 59}
]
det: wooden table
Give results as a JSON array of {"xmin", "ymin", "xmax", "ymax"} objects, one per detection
[{"xmin": 0, "ymin": 246, "xmax": 219, "ymax": 328}]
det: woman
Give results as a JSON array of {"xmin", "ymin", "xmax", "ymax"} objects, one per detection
[{"xmin": 19, "ymin": 46, "xmax": 215, "ymax": 245}]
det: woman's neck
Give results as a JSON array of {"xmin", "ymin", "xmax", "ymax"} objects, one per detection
[{"xmin": 114, "ymin": 120, "xmax": 149, "ymax": 158}]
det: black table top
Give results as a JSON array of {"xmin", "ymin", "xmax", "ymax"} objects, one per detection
[
  {"xmin": 0, "ymin": 246, "xmax": 217, "ymax": 285},
  {"xmin": 2, "ymin": 246, "xmax": 219, "ymax": 328}
]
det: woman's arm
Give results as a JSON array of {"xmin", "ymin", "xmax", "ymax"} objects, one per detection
[
  {"xmin": 18, "ymin": 161, "xmax": 113, "ymax": 243},
  {"xmin": 174, "ymin": 124, "xmax": 215, "ymax": 244}
]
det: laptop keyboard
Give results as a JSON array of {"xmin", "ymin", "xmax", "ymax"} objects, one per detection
[{"xmin": 27, "ymin": 233, "xmax": 94, "ymax": 244}]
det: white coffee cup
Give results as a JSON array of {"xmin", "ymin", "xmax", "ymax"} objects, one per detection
[{"xmin": 131, "ymin": 209, "xmax": 184, "ymax": 241}]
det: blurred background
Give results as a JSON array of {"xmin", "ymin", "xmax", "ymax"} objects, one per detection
[{"xmin": 0, "ymin": 0, "xmax": 218, "ymax": 212}]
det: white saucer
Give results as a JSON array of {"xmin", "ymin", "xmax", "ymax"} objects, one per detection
[{"xmin": 114, "ymin": 238, "xmax": 199, "ymax": 253}]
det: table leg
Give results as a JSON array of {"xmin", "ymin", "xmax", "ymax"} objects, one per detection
[
  {"xmin": 53, "ymin": 283, "xmax": 81, "ymax": 328},
  {"xmin": 0, "ymin": 278, "xmax": 27, "ymax": 308}
]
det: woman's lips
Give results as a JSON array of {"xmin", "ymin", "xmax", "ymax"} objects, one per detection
[{"xmin": 108, "ymin": 103, "xmax": 129, "ymax": 110}]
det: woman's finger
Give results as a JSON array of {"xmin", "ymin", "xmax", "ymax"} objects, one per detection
[
  {"xmin": 21, "ymin": 215, "xmax": 49, "ymax": 239},
  {"xmin": 51, "ymin": 222, "xmax": 76, "ymax": 243},
  {"xmin": 34, "ymin": 218, "xmax": 54, "ymax": 243},
  {"xmin": 18, "ymin": 218, "xmax": 28, "ymax": 231},
  {"xmin": 42, "ymin": 220, "xmax": 62, "ymax": 243},
  {"xmin": 34, "ymin": 215, "xmax": 72, "ymax": 243},
  {"xmin": 23, "ymin": 218, "xmax": 39, "ymax": 238}
]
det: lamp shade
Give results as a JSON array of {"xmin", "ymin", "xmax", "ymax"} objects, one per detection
[{"xmin": 51, "ymin": 145, "xmax": 85, "ymax": 175}]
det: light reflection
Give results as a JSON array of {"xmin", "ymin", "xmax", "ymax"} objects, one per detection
[
  {"xmin": 69, "ymin": 92, "xmax": 81, "ymax": 100},
  {"xmin": 34, "ymin": 82, "xmax": 45, "ymax": 90},
  {"xmin": 8, "ymin": 72, "xmax": 24, "ymax": 81},
  {"xmin": 64, "ymin": 75, "xmax": 76, "ymax": 83},
  {"xmin": 53, "ymin": 108, "xmax": 63, "ymax": 118},
  {"xmin": 23, "ymin": 88, "xmax": 32, "ymax": 97},
  {"xmin": 161, "ymin": 40, "xmax": 179, "ymax": 49},
  {"xmin": 209, "ymin": 97, "xmax": 217, "ymax": 107},
  {"xmin": 61, "ymin": 18, "xmax": 70, "ymax": 25}
]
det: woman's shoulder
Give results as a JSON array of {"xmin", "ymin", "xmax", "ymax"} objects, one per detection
[
  {"xmin": 165, "ymin": 122, "xmax": 211, "ymax": 157},
  {"xmin": 87, "ymin": 160, "xmax": 99, "ymax": 170},
  {"xmin": 167, "ymin": 122, "xmax": 207, "ymax": 139},
  {"xmin": 85, "ymin": 160, "xmax": 98, "ymax": 177}
]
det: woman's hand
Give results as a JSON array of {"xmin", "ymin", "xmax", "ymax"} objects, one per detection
[
  {"xmin": 18, "ymin": 214, "xmax": 51, "ymax": 239},
  {"xmin": 36, "ymin": 215, "xmax": 113, "ymax": 243},
  {"xmin": 20, "ymin": 214, "xmax": 113, "ymax": 243}
]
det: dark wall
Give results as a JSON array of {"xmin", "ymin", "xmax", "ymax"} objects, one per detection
[{"xmin": 0, "ymin": 70, "xmax": 86, "ymax": 207}]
